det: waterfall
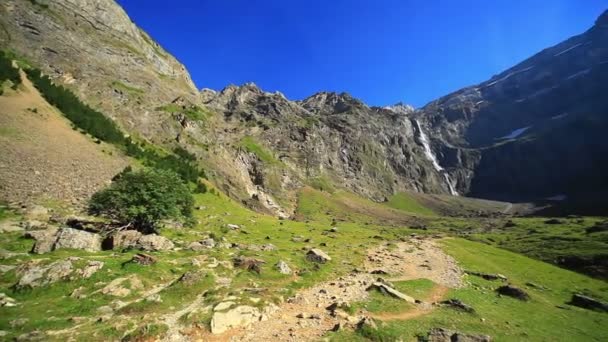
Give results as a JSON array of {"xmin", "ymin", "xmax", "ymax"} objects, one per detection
[{"xmin": 414, "ymin": 119, "xmax": 459, "ymax": 196}]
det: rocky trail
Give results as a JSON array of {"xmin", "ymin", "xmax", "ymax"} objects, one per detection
[{"xmin": 203, "ymin": 237, "xmax": 463, "ymax": 342}]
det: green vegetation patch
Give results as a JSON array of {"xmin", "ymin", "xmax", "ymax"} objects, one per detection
[
  {"xmin": 0, "ymin": 51, "xmax": 22, "ymax": 93},
  {"xmin": 239, "ymin": 136, "xmax": 280, "ymax": 165},
  {"xmin": 111, "ymin": 80, "xmax": 144, "ymax": 95},
  {"xmin": 386, "ymin": 192, "xmax": 436, "ymax": 216}
]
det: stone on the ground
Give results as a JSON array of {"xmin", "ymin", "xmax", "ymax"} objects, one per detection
[
  {"xmin": 227, "ymin": 224, "xmax": 240, "ymax": 230},
  {"xmin": 189, "ymin": 237, "xmax": 216, "ymax": 250},
  {"xmin": 210, "ymin": 305, "xmax": 262, "ymax": 334},
  {"xmin": 367, "ymin": 282, "xmax": 416, "ymax": 303},
  {"xmin": 178, "ymin": 271, "xmax": 205, "ymax": 285},
  {"xmin": 0, "ymin": 220, "xmax": 24, "ymax": 233},
  {"xmin": 53, "ymin": 228, "xmax": 102, "ymax": 252},
  {"xmin": 27, "ymin": 227, "xmax": 59, "ymax": 254},
  {"xmin": 275, "ymin": 260, "xmax": 292, "ymax": 275},
  {"xmin": 26, "ymin": 205, "xmax": 49, "ymax": 220},
  {"xmin": 78, "ymin": 261, "xmax": 104, "ymax": 278},
  {"xmin": 101, "ymin": 276, "xmax": 143, "ymax": 297},
  {"xmin": 496, "ymin": 285, "xmax": 530, "ymax": 301},
  {"xmin": 130, "ymin": 253, "xmax": 157, "ymax": 266},
  {"xmin": 261, "ymin": 243, "xmax": 276, "ymax": 251},
  {"xmin": 214, "ymin": 301, "xmax": 236, "ymax": 312},
  {"xmin": 234, "ymin": 256, "xmax": 265, "ymax": 273},
  {"xmin": 111, "ymin": 230, "xmax": 143, "ymax": 250},
  {"xmin": 440, "ymin": 299, "xmax": 475, "ymax": 313},
  {"xmin": 306, "ymin": 248, "xmax": 331, "ymax": 263},
  {"xmin": 16, "ymin": 259, "xmax": 74, "ymax": 289},
  {"xmin": 569, "ymin": 294, "xmax": 608, "ymax": 312},
  {"xmin": 465, "ymin": 271, "xmax": 507, "ymax": 281},
  {"xmin": 356, "ymin": 317, "xmax": 378, "ymax": 331},
  {"xmin": 0, "ymin": 293, "xmax": 17, "ymax": 307},
  {"xmin": 427, "ymin": 327, "xmax": 491, "ymax": 342},
  {"xmin": 136, "ymin": 234, "xmax": 174, "ymax": 251}
]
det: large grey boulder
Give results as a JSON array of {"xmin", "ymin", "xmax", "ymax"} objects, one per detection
[
  {"xmin": 53, "ymin": 228, "xmax": 102, "ymax": 252},
  {"xmin": 111, "ymin": 230, "xmax": 143, "ymax": 250},
  {"xmin": 27, "ymin": 227, "xmax": 59, "ymax": 254},
  {"xmin": 16, "ymin": 260, "xmax": 74, "ymax": 289},
  {"xmin": 136, "ymin": 234, "xmax": 174, "ymax": 251}
]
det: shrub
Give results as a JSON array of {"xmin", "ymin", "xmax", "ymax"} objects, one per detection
[
  {"xmin": 25, "ymin": 68, "xmax": 126, "ymax": 143},
  {"xmin": 0, "ymin": 51, "xmax": 21, "ymax": 90},
  {"xmin": 89, "ymin": 168, "xmax": 194, "ymax": 233}
]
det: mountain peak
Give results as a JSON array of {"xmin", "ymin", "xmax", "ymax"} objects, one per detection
[
  {"xmin": 384, "ymin": 102, "xmax": 415, "ymax": 115},
  {"xmin": 596, "ymin": 9, "xmax": 608, "ymax": 27}
]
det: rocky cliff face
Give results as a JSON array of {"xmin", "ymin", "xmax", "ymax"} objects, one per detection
[
  {"xmin": 415, "ymin": 9, "xmax": 608, "ymax": 206},
  {"xmin": 0, "ymin": 0, "xmax": 199, "ymax": 141},
  {"xmin": 2, "ymin": 0, "xmax": 606, "ymax": 215}
]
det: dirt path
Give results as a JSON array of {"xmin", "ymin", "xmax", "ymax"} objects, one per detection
[{"xmin": 211, "ymin": 237, "xmax": 462, "ymax": 342}]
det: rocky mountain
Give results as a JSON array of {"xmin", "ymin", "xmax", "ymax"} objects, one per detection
[
  {"xmin": 1, "ymin": 0, "xmax": 606, "ymax": 215},
  {"xmin": 0, "ymin": 0, "xmax": 199, "ymax": 142},
  {"xmin": 415, "ymin": 10, "xmax": 608, "ymax": 211}
]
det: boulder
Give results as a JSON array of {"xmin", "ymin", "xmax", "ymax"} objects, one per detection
[
  {"xmin": 569, "ymin": 294, "xmax": 608, "ymax": 312},
  {"xmin": 275, "ymin": 260, "xmax": 292, "ymax": 275},
  {"xmin": 16, "ymin": 259, "xmax": 74, "ymax": 289},
  {"xmin": 214, "ymin": 301, "xmax": 236, "ymax": 312},
  {"xmin": 466, "ymin": 271, "xmax": 507, "ymax": 281},
  {"xmin": 189, "ymin": 238, "xmax": 215, "ymax": 251},
  {"xmin": 234, "ymin": 256, "xmax": 265, "ymax": 274},
  {"xmin": 177, "ymin": 271, "xmax": 205, "ymax": 285},
  {"xmin": 440, "ymin": 299, "xmax": 475, "ymax": 313},
  {"xmin": 110, "ymin": 230, "xmax": 143, "ymax": 250},
  {"xmin": 496, "ymin": 285, "xmax": 530, "ymax": 301},
  {"xmin": 130, "ymin": 253, "xmax": 157, "ymax": 266},
  {"xmin": 427, "ymin": 328, "xmax": 491, "ymax": 342},
  {"xmin": 210, "ymin": 305, "xmax": 261, "ymax": 334},
  {"xmin": 136, "ymin": 234, "xmax": 174, "ymax": 251},
  {"xmin": 356, "ymin": 317, "xmax": 378, "ymax": 331},
  {"xmin": 27, "ymin": 227, "xmax": 59, "ymax": 254},
  {"xmin": 78, "ymin": 261, "xmax": 104, "ymax": 278},
  {"xmin": 367, "ymin": 282, "xmax": 416, "ymax": 303},
  {"xmin": 306, "ymin": 249, "xmax": 331, "ymax": 263},
  {"xmin": 53, "ymin": 228, "xmax": 101, "ymax": 252}
]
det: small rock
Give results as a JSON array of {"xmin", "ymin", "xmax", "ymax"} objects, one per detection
[
  {"xmin": 214, "ymin": 301, "xmax": 236, "ymax": 312},
  {"xmin": 367, "ymin": 282, "xmax": 416, "ymax": 303},
  {"xmin": 10, "ymin": 318, "xmax": 29, "ymax": 328},
  {"xmin": 496, "ymin": 285, "xmax": 530, "ymax": 301},
  {"xmin": 275, "ymin": 260, "xmax": 292, "ymax": 275},
  {"xmin": 356, "ymin": 317, "xmax": 377, "ymax": 331},
  {"xmin": 130, "ymin": 253, "xmax": 157, "ymax": 266},
  {"xmin": 78, "ymin": 261, "xmax": 104, "ymax": 278},
  {"xmin": 227, "ymin": 224, "xmax": 240, "ymax": 230},
  {"xmin": 306, "ymin": 249, "xmax": 331, "ymax": 263},
  {"xmin": 296, "ymin": 312, "xmax": 307, "ymax": 318},
  {"xmin": 569, "ymin": 294, "xmax": 608, "ymax": 312},
  {"xmin": 178, "ymin": 271, "xmax": 205, "ymax": 285},
  {"xmin": 440, "ymin": 298, "xmax": 475, "ymax": 313},
  {"xmin": 427, "ymin": 328, "xmax": 491, "ymax": 342}
]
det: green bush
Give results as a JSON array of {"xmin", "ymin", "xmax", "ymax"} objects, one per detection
[
  {"xmin": 0, "ymin": 51, "xmax": 21, "ymax": 91},
  {"xmin": 89, "ymin": 168, "xmax": 194, "ymax": 232},
  {"xmin": 24, "ymin": 67, "xmax": 205, "ymax": 183},
  {"xmin": 25, "ymin": 68, "xmax": 125, "ymax": 143}
]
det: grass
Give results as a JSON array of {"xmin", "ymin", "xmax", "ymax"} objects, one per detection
[
  {"xmin": 157, "ymin": 103, "xmax": 212, "ymax": 122},
  {"xmin": 385, "ymin": 192, "xmax": 436, "ymax": 216},
  {"xmin": 352, "ymin": 279, "xmax": 435, "ymax": 314},
  {"xmin": 332, "ymin": 238, "xmax": 608, "ymax": 342},
  {"xmin": 239, "ymin": 136, "xmax": 281, "ymax": 165},
  {"xmin": 111, "ymin": 80, "xmax": 144, "ymax": 95}
]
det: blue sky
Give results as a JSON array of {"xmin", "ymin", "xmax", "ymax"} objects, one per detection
[{"xmin": 117, "ymin": 0, "xmax": 605, "ymax": 107}]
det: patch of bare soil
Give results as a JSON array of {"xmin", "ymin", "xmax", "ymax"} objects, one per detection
[
  {"xmin": 0, "ymin": 71, "xmax": 128, "ymax": 206},
  {"xmin": 204, "ymin": 238, "xmax": 462, "ymax": 342}
]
